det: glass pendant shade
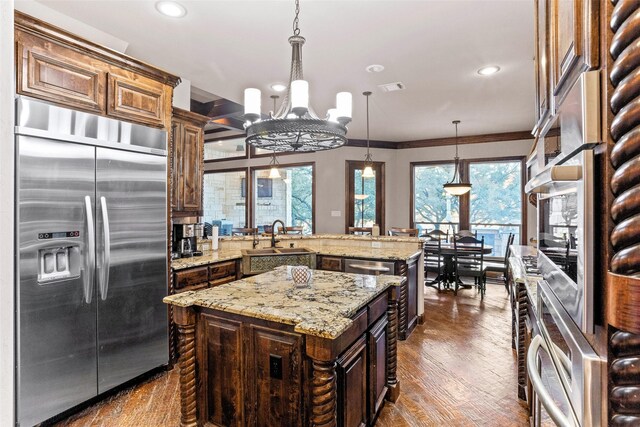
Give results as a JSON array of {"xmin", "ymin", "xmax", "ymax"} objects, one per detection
[
  {"xmin": 269, "ymin": 167, "xmax": 281, "ymax": 179},
  {"xmin": 443, "ymin": 182, "xmax": 472, "ymax": 195},
  {"xmin": 354, "ymin": 194, "xmax": 369, "ymax": 200},
  {"xmin": 362, "ymin": 165, "xmax": 375, "ymax": 178}
]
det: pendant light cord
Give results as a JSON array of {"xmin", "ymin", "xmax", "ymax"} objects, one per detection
[
  {"xmin": 366, "ymin": 93, "xmax": 370, "ymax": 157},
  {"xmin": 293, "ymin": 0, "xmax": 301, "ymax": 36},
  {"xmin": 454, "ymin": 120, "xmax": 459, "ymax": 158}
]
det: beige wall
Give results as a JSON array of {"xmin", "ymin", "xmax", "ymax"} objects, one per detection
[
  {"xmin": 1, "ymin": 1, "xmax": 15, "ymax": 422},
  {"xmin": 206, "ymin": 138, "xmax": 536, "ymax": 242}
]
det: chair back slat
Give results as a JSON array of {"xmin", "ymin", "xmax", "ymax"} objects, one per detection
[
  {"xmin": 348, "ymin": 227, "xmax": 373, "ymax": 235},
  {"xmin": 278, "ymin": 226, "xmax": 304, "ymax": 234},
  {"xmin": 389, "ymin": 227, "xmax": 419, "ymax": 237},
  {"xmin": 424, "ymin": 229, "xmax": 449, "ymax": 242},
  {"xmin": 231, "ymin": 227, "xmax": 258, "ymax": 236},
  {"xmin": 453, "ymin": 236, "xmax": 485, "ymax": 274}
]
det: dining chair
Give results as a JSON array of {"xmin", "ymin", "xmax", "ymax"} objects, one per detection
[
  {"xmin": 424, "ymin": 238, "xmax": 445, "ymax": 290},
  {"xmin": 348, "ymin": 227, "xmax": 373, "ymax": 235},
  {"xmin": 456, "ymin": 230, "xmax": 477, "ymax": 239},
  {"xmin": 231, "ymin": 227, "xmax": 258, "ymax": 236},
  {"xmin": 484, "ymin": 233, "xmax": 514, "ymax": 294},
  {"xmin": 424, "ymin": 229, "xmax": 449, "ymax": 242},
  {"xmin": 388, "ymin": 227, "xmax": 419, "ymax": 237},
  {"xmin": 453, "ymin": 235, "xmax": 486, "ymax": 297},
  {"xmin": 278, "ymin": 226, "xmax": 304, "ymax": 234}
]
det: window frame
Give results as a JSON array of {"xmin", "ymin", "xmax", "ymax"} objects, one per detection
[
  {"xmin": 202, "ymin": 166, "xmax": 249, "ymax": 228},
  {"xmin": 249, "ymin": 161, "xmax": 316, "ymax": 234},
  {"xmin": 203, "ymin": 134, "xmax": 249, "ymax": 164},
  {"xmin": 410, "ymin": 156, "xmax": 527, "ymax": 245},
  {"xmin": 345, "ymin": 160, "xmax": 385, "ymax": 234}
]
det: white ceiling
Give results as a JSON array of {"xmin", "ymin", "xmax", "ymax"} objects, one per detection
[{"xmin": 26, "ymin": 0, "xmax": 535, "ymax": 141}]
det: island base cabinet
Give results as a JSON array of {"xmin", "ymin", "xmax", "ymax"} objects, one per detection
[
  {"xmin": 337, "ymin": 336, "xmax": 367, "ymax": 427},
  {"xmin": 368, "ymin": 315, "xmax": 388, "ymax": 425},
  {"xmin": 198, "ymin": 314, "xmax": 244, "ymax": 427}
]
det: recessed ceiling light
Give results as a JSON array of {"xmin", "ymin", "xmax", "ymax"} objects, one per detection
[
  {"xmin": 270, "ymin": 83, "xmax": 287, "ymax": 92},
  {"xmin": 477, "ymin": 65, "xmax": 501, "ymax": 76},
  {"xmin": 155, "ymin": 1, "xmax": 186, "ymax": 18},
  {"xmin": 366, "ymin": 64, "xmax": 385, "ymax": 73}
]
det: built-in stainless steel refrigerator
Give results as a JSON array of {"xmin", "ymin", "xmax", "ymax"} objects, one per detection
[{"xmin": 15, "ymin": 97, "xmax": 168, "ymax": 426}]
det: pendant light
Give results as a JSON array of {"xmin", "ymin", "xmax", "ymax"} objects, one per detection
[
  {"xmin": 362, "ymin": 91, "xmax": 375, "ymax": 178},
  {"xmin": 243, "ymin": 0, "xmax": 351, "ymax": 152},
  {"xmin": 268, "ymin": 151, "xmax": 281, "ymax": 179},
  {"xmin": 443, "ymin": 120, "xmax": 472, "ymax": 195}
]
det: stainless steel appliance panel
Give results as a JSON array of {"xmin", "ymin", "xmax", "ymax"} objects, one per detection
[
  {"xmin": 96, "ymin": 147, "xmax": 168, "ymax": 393},
  {"xmin": 16, "ymin": 136, "xmax": 98, "ymax": 426}
]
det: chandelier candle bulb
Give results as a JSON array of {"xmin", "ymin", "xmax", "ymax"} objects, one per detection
[
  {"xmin": 291, "ymin": 80, "xmax": 309, "ymax": 116},
  {"xmin": 244, "ymin": 88, "xmax": 261, "ymax": 121},
  {"xmin": 327, "ymin": 108, "xmax": 339, "ymax": 123},
  {"xmin": 336, "ymin": 92, "xmax": 353, "ymax": 122}
]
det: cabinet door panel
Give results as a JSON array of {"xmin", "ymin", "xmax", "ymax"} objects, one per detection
[
  {"xmin": 534, "ymin": 0, "xmax": 551, "ymax": 133},
  {"xmin": 180, "ymin": 123, "xmax": 203, "ymax": 211},
  {"xmin": 406, "ymin": 261, "xmax": 418, "ymax": 333},
  {"xmin": 107, "ymin": 73, "xmax": 165, "ymax": 127},
  {"xmin": 17, "ymin": 39, "xmax": 105, "ymax": 113},
  {"xmin": 337, "ymin": 336, "xmax": 367, "ymax": 427},
  {"xmin": 368, "ymin": 316, "xmax": 388, "ymax": 424},
  {"xmin": 551, "ymin": 0, "xmax": 598, "ymax": 99},
  {"xmin": 170, "ymin": 122, "xmax": 181, "ymax": 210},
  {"xmin": 198, "ymin": 314, "xmax": 244, "ymax": 426},
  {"xmin": 248, "ymin": 326, "xmax": 303, "ymax": 427}
]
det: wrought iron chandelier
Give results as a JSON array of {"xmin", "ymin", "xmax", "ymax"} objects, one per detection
[
  {"xmin": 243, "ymin": 0, "xmax": 352, "ymax": 152},
  {"xmin": 443, "ymin": 120, "xmax": 472, "ymax": 196}
]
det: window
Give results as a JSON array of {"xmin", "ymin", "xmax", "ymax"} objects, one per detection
[
  {"xmin": 251, "ymin": 163, "xmax": 314, "ymax": 234},
  {"xmin": 412, "ymin": 162, "xmax": 459, "ymax": 236},
  {"xmin": 346, "ymin": 161, "xmax": 385, "ymax": 232},
  {"xmin": 411, "ymin": 158, "xmax": 525, "ymax": 256},
  {"xmin": 204, "ymin": 136, "xmax": 247, "ymax": 162},
  {"xmin": 203, "ymin": 169, "xmax": 247, "ymax": 233},
  {"xmin": 469, "ymin": 160, "xmax": 523, "ymax": 256}
]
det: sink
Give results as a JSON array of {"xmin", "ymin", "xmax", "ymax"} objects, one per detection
[
  {"xmin": 242, "ymin": 247, "xmax": 317, "ymax": 275},
  {"xmin": 273, "ymin": 247, "xmax": 315, "ymax": 254}
]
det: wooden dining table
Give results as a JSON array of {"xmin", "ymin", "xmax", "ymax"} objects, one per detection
[{"xmin": 422, "ymin": 240, "xmax": 493, "ymax": 291}]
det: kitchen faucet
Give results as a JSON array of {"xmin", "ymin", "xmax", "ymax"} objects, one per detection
[{"xmin": 271, "ymin": 219, "xmax": 286, "ymax": 248}]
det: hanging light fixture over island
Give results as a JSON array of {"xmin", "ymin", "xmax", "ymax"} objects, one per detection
[{"xmin": 243, "ymin": 0, "xmax": 352, "ymax": 152}]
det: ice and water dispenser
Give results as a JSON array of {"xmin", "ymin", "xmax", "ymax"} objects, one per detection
[{"xmin": 37, "ymin": 231, "xmax": 81, "ymax": 283}]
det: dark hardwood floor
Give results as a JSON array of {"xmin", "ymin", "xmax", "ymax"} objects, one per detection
[{"xmin": 52, "ymin": 282, "xmax": 528, "ymax": 426}]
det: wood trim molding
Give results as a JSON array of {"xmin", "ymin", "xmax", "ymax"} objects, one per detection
[
  {"xmin": 397, "ymin": 130, "xmax": 534, "ymax": 149},
  {"xmin": 15, "ymin": 11, "xmax": 181, "ymax": 87},
  {"xmin": 172, "ymin": 107, "xmax": 210, "ymax": 127},
  {"xmin": 345, "ymin": 139, "xmax": 398, "ymax": 150}
]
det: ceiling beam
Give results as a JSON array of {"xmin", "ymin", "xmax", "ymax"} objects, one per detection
[
  {"xmin": 191, "ymin": 98, "xmax": 244, "ymax": 119},
  {"xmin": 346, "ymin": 139, "xmax": 398, "ymax": 150},
  {"xmin": 204, "ymin": 127, "xmax": 231, "ymax": 136},
  {"xmin": 397, "ymin": 130, "xmax": 534, "ymax": 149}
]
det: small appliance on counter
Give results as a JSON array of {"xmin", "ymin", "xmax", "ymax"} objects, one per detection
[{"xmin": 173, "ymin": 222, "xmax": 204, "ymax": 258}]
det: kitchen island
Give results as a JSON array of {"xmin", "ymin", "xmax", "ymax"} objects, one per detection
[{"xmin": 164, "ymin": 266, "xmax": 404, "ymax": 427}]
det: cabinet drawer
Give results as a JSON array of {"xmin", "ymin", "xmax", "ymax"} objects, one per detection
[
  {"xmin": 107, "ymin": 72, "xmax": 166, "ymax": 127},
  {"xmin": 174, "ymin": 266, "xmax": 209, "ymax": 290},
  {"xmin": 318, "ymin": 256, "xmax": 343, "ymax": 272},
  {"xmin": 16, "ymin": 36, "xmax": 106, "ymax": 113},
  {"xmin": 209, "ymin": 276, "xmax": 236, "ymax": 288},
  {"xmin": 209, "ymin": 261, "xmax": 236, "ymax": 281}
]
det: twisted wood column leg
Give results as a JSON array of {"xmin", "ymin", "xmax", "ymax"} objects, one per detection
[
  {"xmin": 398, "ymin": 281, "xmax": 408, "ymax": 340},
  {"xmin": 386, "ymin": 287, "xmax": 400, "ymax": 402},
  {"xmin": 174, "ymin": 306, "xmax": 197, "ymax": 427},
  {"xmin": 311, "ymin": 359, "xmax": 337, "ymax": 427},
  {"xmin": 516, "ymin": 283, "xmax": 527, "ymax": 401}
]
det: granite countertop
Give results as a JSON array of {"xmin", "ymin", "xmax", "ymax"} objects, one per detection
[
  {"xmin": 171, "ymin": 249, "xmax": 243, "ymax": 270},
  {"xmin": 316, "ymin": 246, "xmax": 422, "ymax": 261},
  {"xmin": 164, "ymin": 266, "xmax": 403, "ymax": 339},
  {"xmin": 217, "ymin": 233, "xmax": 421, "ymax": 243},
  {"xmin": 171, "ymin": 246, "xmax": 422, "ymax": 271},
  {"xmin": 509, "ymin": 245, "xmax": 542, "ymax": 310}
]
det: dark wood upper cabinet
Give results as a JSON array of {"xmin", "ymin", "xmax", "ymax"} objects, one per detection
[
  {"xmin": 550, "ymin": 0, "xmax": 598, "ymax": 102},
  {"xmin": 15, "ymin": 11, "xmax": 179, "ymax": 128},
  {"xmin": 533, "ymin": 0, "xmax": 551, "ymax": 135},
  {"xmin": 171, "ymin": 108, "xmax": 209, "ymax": 217},
  {"xmin": 106, "ymin": 72, "xmax": 167, "ymax": 127}
]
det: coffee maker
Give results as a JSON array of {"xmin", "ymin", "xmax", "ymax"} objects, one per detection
[{"xmin": 172, "ymin": 223, "xmax": 204, "ymax": 258}]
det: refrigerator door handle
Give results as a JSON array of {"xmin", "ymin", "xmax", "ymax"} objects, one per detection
[
  {"xmin": 84, "ymin": 195, "xmax": 95, "ymax": 304},
  {"xmin": 99, "ymin": 196, "xmax": 111, "ymax": 301}
]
